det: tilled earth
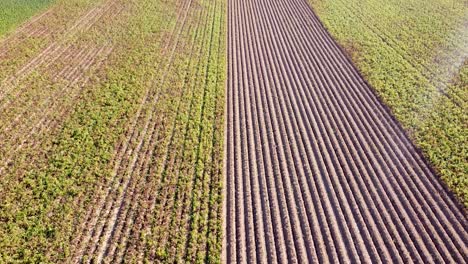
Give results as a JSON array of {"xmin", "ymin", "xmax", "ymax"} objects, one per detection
[{"xmin": 224, "ymin": 0, "xmax": 468, "ymax": 262}]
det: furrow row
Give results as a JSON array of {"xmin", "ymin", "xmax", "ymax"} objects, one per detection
[{"xmin": 225, "ymin": 0, "xmax": 468, "ymax": 262}]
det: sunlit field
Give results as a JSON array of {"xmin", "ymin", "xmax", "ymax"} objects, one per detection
[{"xmin": 310, "ymin": 0, "xmax": 468, "ymax": 206}]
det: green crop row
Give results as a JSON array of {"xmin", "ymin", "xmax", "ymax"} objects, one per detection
[
  {"xmin": 309, "ymin": 0, "xmax": 467, "ymax": 207},
  {"xmin": 135, "ymin": 0, "xmax": 225, "ymax": 262}
]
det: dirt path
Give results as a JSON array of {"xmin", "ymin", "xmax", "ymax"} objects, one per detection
[{"xmin": 224, "ymin": 0, "xmax": 468, "ymax": 262}]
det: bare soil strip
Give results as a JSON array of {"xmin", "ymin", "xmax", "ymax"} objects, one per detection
[{"xmin": 225, "ymin": 0, "xmax": 468, "ymax": 262}]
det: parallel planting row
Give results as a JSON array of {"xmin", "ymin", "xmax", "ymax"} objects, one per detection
[
  {"xmin": 0, "ymin": 0, "xmax": 225, "ymax": 262},
  {"xmin": 225, "ymin": 0, "xmax": 467, "ymax": 262},
  {"xmin": 308, "ymin": 0, "xmax": 468, "ymax": 206}
]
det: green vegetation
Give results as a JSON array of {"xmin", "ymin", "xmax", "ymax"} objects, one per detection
[
  {"xmin": 309, "ymin": 0, "xmax": 467, "ymax": 206},
  {"xmin": 0, "ymin": 0, "xmax": 225, "ymax": 262},
  {"xmin": 0, "ymin": 0, "xmax": 55, "ymax": 36}
]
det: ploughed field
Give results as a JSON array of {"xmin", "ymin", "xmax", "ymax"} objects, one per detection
[
  {"xmin": 0, "ymin": 0, "xmax": 225, "ymax": 262},
  {"xmin": 224, "ymin": 0, "xmax": 467, "ymax": 262}
]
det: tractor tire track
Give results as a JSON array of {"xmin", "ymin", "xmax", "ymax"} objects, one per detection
[{"xmin": 225, "ymin": 0, "xmax": 468, "ymax": 262}]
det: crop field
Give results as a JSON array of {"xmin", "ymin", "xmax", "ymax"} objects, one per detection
[
  {"xmin": 0, "ymin": 0, "xmax": 225, "ymax": 262},
  {"xmin": 0, "ymin": 0, "xmax": 55, "ymax": 36},
  {"xmin": 0, "ymin": 0, "xmax": 466, "ymax": 263},
  {"xmin": 308, "ymin": 0, "xmax": 468, "ymax": 206}
]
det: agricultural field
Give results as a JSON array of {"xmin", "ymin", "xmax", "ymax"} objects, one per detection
[
  {"xmin": 0, "ymin": 0, "xmax": 225, "ymax": 262},
  {"xmin": 0, "ymin": 0, "xmax": 466, "ymax": 262},
  {"xmin": 0, "ymin": 0, "xmax": 55, "ymax": 36},
  {"xmin": 308, "ymin": 0, "xmax": 468, "ymax": 206},
  {"xmin": 225, "ymin": 0, "xmax": 467, "ymax": 262}
]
